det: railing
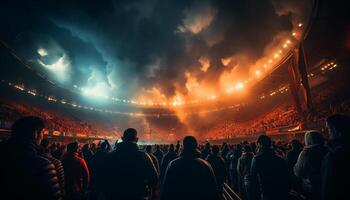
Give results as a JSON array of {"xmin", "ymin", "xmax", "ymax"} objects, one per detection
[{"xmin": 223, "ymin": 183, "xmax": 242, "ymax": 200}]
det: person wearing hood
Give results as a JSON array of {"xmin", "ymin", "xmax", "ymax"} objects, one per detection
[
  {"xmin": 321, "ymin": 114, "xmax": 350, "ymax": 200},
  {"xmin": 101, "ymin": 128, "xmax": 159, "ymax": 200},
  {"xmin": 161, "ymin": 136, "xmax": 220, "ymax": 200},
  {"xmin": 294, "ymin": 131, "xmax": 328, "ymax": 200}
]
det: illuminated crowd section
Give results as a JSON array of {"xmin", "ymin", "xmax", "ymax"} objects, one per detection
[{"xmin": 3, "ymin": 60, "xmax": 338, "ymax": 117}]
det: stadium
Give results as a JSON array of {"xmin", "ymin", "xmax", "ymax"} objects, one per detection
[{"xmin": 0, "ymin": 0, "xmax": 349, "ymax": 200}]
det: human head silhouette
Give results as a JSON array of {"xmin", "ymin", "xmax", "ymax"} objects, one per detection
[
  {"xmin": 257, "ymin": 135, "xmax": 271, "ymax": 148},
  {"xmin": 11, "ymin": 116, "xmax": 45, "ymax": 145},
  {"xmin": 122, "ymin": 128, "xmax": 138, "ymax": 143},
  {"xmin": 326, "ymin": 114, "xmax": 350, "ymax": 140},
  {"xmin": 212, "ymin": 145, "xmax": 220, "ymax": 156},
  {"xmin": 169, "ymin": 144, "xmax": 175, "ymax": 151},
  {"xmin": 183, "ymin": 136, "xmax": 197, "ymax": 152},
  {"xmin": 146, "ymin": 145, "xmax": 152, "ymax": 153},
  {"xmin": 67, "ymin": 142, "xmax": 79, "ymax": 154}
]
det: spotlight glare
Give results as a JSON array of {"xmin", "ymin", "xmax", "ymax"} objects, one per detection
[
  {"xmin": 255, "ymin": 70, "xmax": 261, "ymax": 77},
  {"xmin": 235, "ymin": 82, "xmax": 244, "ymax": 90}
]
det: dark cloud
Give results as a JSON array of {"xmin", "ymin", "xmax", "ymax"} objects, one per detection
[
  {"xmin": 0, "ymin": 0, "xmax": 312, "ymax": 138},
  {"xmin": 0, "ymin": 0, "xmax": 309, "ymax": 99}
]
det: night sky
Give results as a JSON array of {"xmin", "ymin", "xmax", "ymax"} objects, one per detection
[{"xmin": 0, "ymin": 0, "xmax": 311, "ymax": 101}]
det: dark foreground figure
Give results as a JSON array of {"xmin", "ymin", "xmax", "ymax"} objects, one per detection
[
  {"xmin": 0, "ymin": 116, "xmax": 63, "ymax": 200},
  {"xmin": 161, "ymin": 136, "xmax": 220, "ymax": 200},
  {"xmin": 101, "ymin": 128, "xmax": 159, "ymax": 200}
]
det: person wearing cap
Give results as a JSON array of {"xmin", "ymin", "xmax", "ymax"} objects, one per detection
[
  {"xmin": 294, "ymin": 131, "xmax": 328, "ymax": 200},
  {"xmin": 0, "ymin": 116, "xmax": 63, "ymax": 200},
  {"xmin": 161, "ymin": 136, "xmax": 220, "ymax": 200},
  {"xmin": 250, "ymin": 135, "xmax": 290, "ymax": 200},
  {"xmin": 102, "ymin": 128, "xmax": 159, "ymax": 200}
]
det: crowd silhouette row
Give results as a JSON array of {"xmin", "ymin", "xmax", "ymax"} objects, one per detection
[{"xmin": 0, "ymin": 114, "xmax": 349, "ymax": 200}]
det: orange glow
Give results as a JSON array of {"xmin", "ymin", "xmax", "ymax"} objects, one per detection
[
  {"xmin": 235, "ymin": 82, "xmax": 244, "ymax": 90},
  {"xmin": 255, "ymin": 70, "xmax": 261, "ymax": 77}
]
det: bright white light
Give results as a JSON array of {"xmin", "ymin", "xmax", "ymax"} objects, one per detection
[
  {"xmin": 37, "ymin": 48, "xmax": 48, "ymax": 56},
  {"xmin": 292, "ymin": 32, "xmax": 296, "ymax": 36},
  {"xmin": 235, "ymin": 82, "xmax": 244, "ymax": 90},
  {"xmin": 82, "ymin": 82, "xmax": 110, "ymax": 99},
  {"xmin": 298, "ymin": 23, "xmax": 303, "ymax": 27},
  {"xmin": 38, "ymin": 55, "xmax": 69, "ymax": 78},
  {"xmin": 255, "ymin": 70, "xmax": 261, "ymax": 77}
]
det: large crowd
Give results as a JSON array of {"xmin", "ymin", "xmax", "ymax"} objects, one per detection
[
  {"xmin": 206, "ymin": 88, "xmax": 350, "ymax": 140},
  {"xmin": 0, "ymin": 113, "xmax": 349, "ymax": 200},
  {"xmin": 0, "ymin": 100, "xmax": 112, "ymax": 137}
]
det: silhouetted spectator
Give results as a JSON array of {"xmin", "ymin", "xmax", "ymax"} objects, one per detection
[
  {"xmin": 0, "ymin": 116, "xmax": 63, "ymax": 200},
  {"xmin": 286, "ymin": 140, "xmax": 303, "ymax": 173},
  {"xmin": 82, "ymin": 143, "xmax": 93, "ymax": 164},
  {"xmin": 228, "ymin": 144, "xmax": 242, "ymax": 190},
  {"xmin": 250, "ymin": 135, "xmax": 290, "ymax": 200},
  {"xmin": 321, "ymin": 114, "xmax": 350, "ymax": 200},
  {"xmin": 294, "ymin": 131, "xmax": 327, "ymax": 199},
  {"xmin": 161, "ymin": 136, "xmax": 220, "ymax": 200},
  {"xmin": 202, "ymin": 141, "xmax": 211, "ymax": 159},
  {"xmin": 221, "ymin": 142, "xmax": 230, "ymax": 160},
  {"xmin": 52, "ymin": 143, "xmax": 66, "ymax": 160},
  {"xmin": 207, "ymin": 145, "xmax": 227, "ymax": 196},
  {"xmin": 146, "ymin": 145, "xmax": 160, "ymax": 174},
  {"xmin": 154, "ymin": 144, "xmax": 164, "ymax": 164},
  {"xmin": 286, "ymin": 139, "xmax": 303, "ymax": 192},
  {"xmin": 175, "ymin": 140, "xmax": 181, "ymax": 155},
  {"xmin": 102, "ymin": 128, "xmax": 159, "ymax": 200},
  {"xmin": 62, "ymin": 142, "xmax": 90, "ymax": 200},
  {"xmin": 40, "ymin": 139, "xmax": 66, "ymax": 198},
  {"xmin": 237, "ymin": 145, "xmax": 254, "ymax": 200},
  {"xmin": 160, "ymin": 144, "xmax": 177, "ymax": 180},
  {"xmin": 89, "ymin": 140, "xmax": 111, "ymax": 200}
]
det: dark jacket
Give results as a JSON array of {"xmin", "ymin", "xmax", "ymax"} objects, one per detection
[
  {"xmin": 62, "ymin": 152, "xmax": 90, "ymax": 199},
  {"xmin": 148, "ymin": 152, "xmax": 161, "ymax": 174},
  {"xmin": 161, "ymin": 150, "xmax": 220, "ymax": 200},
  {"xmin": 0, "ymin": 138, "xmax": 63, "ymax": 200},
  {"xmin": 237, "ymin": 152, "xmax": 254, "ymax": 181},
  {"xmin": 321, "ymin": 137, "xmax": 348, "ymax": 200},
  {"xmin": 206, "ymin": 154, "xmax": 227, "ymax": 186},
  {"xmin": 42, "ymin": 151, "xmax": 66, "ymax": 197},
  {"xmin": 250, "ymin": 148, "xmax": 290, "ymax": 200},
  {"xmin": 102, "ymin": 142, "xmax": 159, "ymax": 200},
  {"xmin": 294, "ymin": 145, "xmax": 328, "ymax": 194},
  {"xmin": 294, "ymin": 135, "xmax": 328, "ymax": 196},
  {"xmin": 286, "ymin": 148, "xmax": 301, "ymax": 173},
  {"xmin": 160, "ymin": 150, "xmax": 178, "ymax": 181},
  {"xmin": 89, "ymin": 149, "xmax": 109, "ymax": 199},
  {"xmin": 154, "ymin": 148, "xmax": 164, "ymax": 164}
]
